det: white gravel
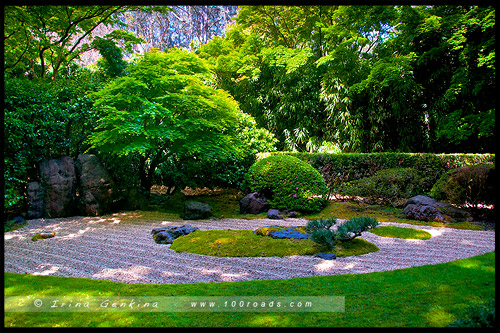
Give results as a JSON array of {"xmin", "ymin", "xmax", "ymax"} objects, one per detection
[{"xmin": 4, "ymin": 216, "xmax": 495, "ymax": 284}]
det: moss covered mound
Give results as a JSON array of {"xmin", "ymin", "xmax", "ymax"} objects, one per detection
[{"xmin": 169, "ymin": 229, "xmax": 379, "ymax": 257}]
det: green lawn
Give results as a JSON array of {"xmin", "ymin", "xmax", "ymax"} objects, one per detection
[
  {"xmin": 369, "ymin": 226, "xmax": 432, "ymax": 240},
  {"xmin": 4, "ymin": 252, "xmax": 495, "ymax": 327}
]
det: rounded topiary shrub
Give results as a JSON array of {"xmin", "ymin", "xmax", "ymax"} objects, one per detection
[{"xmin": 245, "ymin": 155, "xmax": 328, "ymax": 213}]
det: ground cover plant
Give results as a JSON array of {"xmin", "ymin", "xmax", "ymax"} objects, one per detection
[
  {"xmin": 369, "ymin": 226, "xmax": 432, "ymax": 240},
  {"xmin": 4, "ymin": 252, "xmax": 495, "ymax": 327}
]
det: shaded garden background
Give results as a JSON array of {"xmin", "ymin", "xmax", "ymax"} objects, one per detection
[{"xmin": 3, "ymin": 5, "xmax": 495, "ymax": 219}]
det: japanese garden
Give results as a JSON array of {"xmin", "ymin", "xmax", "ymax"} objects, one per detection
[{"xmin": 3, "ymin": 5, "xmax": 495, "ymax": 328}]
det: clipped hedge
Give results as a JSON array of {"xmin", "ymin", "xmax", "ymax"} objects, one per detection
[
  {"xmin": 339, "ymin": 168, "xmax": 427, "ymax": 207},
  {"xmin": 259, "ymin": 152, "xmax": 495, "ymax": 197}
]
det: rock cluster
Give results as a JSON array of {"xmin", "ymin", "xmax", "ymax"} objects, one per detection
[
  {"xmin": 27, "ymin": 154, "xmax": 115, "ymax": 219},
  {"xmin": 151, "ymin": 224, "xmax": 199, "ymax": 244},
  {"xmin": 403, "ymin": 195, "xmax": 470, "ymax": 223}
]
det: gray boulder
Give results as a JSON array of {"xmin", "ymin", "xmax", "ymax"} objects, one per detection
[
  {"xmin": 40, "ymin": 156, "xmax": 76, "ymax": 218},
  {"xmin": 315, "ymin": 253, "xmax": 337, "ymax": 260},
  {"xmin": 27, "ymin": 181, "xmax": 44, "ymax": 219},
  {"xmin": 267, "ymin": 209, "xmax": 283, "ymax": 220},
  {"xmin": 152, "ymin": 224, "xmax": 199, "ymax": 244},
  {"xmin": 239, "ymin": 192, "xmax": 270, "ymax": 214},
  {"xmin": 75, "ymin": 154, "xmax": 115, "ymax": 216},
  {"xmin": 404, "ymin": 195, "xmax": 470, "ymax": 223},
  {"xmin": 183, "ymin": 200, "xmax": 212, "ymax": 220}
]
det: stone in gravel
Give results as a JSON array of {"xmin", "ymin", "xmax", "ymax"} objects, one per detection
[
  {"xmin": 152, "ymin": 224, "xmax": 200, "ymax": 244},
  {"xmin": 239, "ymin": 192, "xmax": 270, "ymax": 214},
  {"xmin": 267, "ymin": 209, "xmax": 283, "ymax": 220},
  {"xmin": 183, "ymin": 201, "xmax": 212, "ymax": 220},
  {"xmin": 404, "ymin": 195, "xmax": 470, "ymax": 223},
  {"xmin": 315, "ymin": 253, "xmax": 336, "ymax": 260},
  {"xmin": 32, "ymin": 232, "xmax": 55, "ymax": 242}
]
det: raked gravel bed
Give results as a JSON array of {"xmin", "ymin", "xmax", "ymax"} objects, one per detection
[{"xmin": 4, "ymin": 215, "xmax": 495, "ymax": 284}]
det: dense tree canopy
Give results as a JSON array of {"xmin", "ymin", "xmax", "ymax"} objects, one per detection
[
  {"xmin": 89, "ymin": 49, "xmax": 274, "ymax": 192},
  {"xmin": 3, "ymin": 5, "xmax": 495, "ymax": 217},
  {"xmin": 198, "ymin": 5, "xmax": 495, "ymax": 153}
]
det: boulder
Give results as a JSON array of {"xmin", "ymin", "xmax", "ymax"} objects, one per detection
[
  {"xmin": 152, "ymin": 224, "xmax": 199, "ymax": 244},
  {"xmin": 183, "ymin": 201, "xmax": 212, "ymax": 220},
  {"xmin": 403, "ymin": 195, "xmax": 470, "ymax": 223},
  {"xmin": 239, "ymin": 192, "xmax": 270, "ymax": 214},
  {"xmin": 267, "ymin": 209, "xmax": 283, "ymax": 220},
  {"xmin": 315, "ymin": 253, "xmax": 337, "ymax": 260},
  {"xmin": 75, "ymin": 154, "xmax": 115, "ymax": 216},
  {"xmin": 40, "ymin": 156, "xmax": 76, "ymax": 218},
  {"xmin": 12, "ymin": 216, "xmax": 26, "ymax": 224},
  {"xmin": 27, "ymin": 181, "xmax": 44, "ymax": 219}
]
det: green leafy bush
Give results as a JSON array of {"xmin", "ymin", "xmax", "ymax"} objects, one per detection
[
  {"xmin": 339, "ymin": 168, "xmax": 427, "ymax": 206},
  {"xmin": 245, "ymin": 155, "xmax": 328, "ymax": 212},
  {"xmin": 306, "ymin": 216, "xmax": 379, "ymax": 250},
  {"xmin": 430, "ymin": 164, "xmax": 495, "ymax": 208},
  {"xmin": 262, "ymin": 152, "xmax": 495, "ymax": 198}
]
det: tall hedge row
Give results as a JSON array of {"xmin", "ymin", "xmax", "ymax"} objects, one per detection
[{"xmin": 259, "ymin": 152, "xmax": 495, "ymax": 196}]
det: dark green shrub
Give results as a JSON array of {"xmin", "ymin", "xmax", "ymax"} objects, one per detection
[
  {"xmin": 448, "ymin": 299, "xmax": 495, "ymax": 328},
  {"xmin": 430, "ymin": 164, "xmax": 495, "ymax": 209},
  {"xmin": 245, "ymin": 155, "xmax": 328, "ymax": 212},
  {"xmin": 306, "ymin": 216, "xmax": 379, "ymax": 250},
  {"xmin": 338, "ymin": 168, "xmax": 427, "ymax": 207},
  {"xmin": 261, "ymin": 152, "xmax": 495, "ymax": 198}
]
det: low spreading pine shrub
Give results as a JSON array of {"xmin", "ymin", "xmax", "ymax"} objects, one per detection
[{"xmin": 306, "ymin": 216, "xmax": 379, "ymax": 250}]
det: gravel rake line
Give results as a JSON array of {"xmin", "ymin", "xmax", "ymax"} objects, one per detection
[
  {"xmin": 5, "ymin": 243, "xmax": 209, "ymax": 284},
  {"xmin": 4, "ymin": 218, "xmax": 495, "ymax": 285},
  {"xmin": 8, "ymin": 226, "xmax": 329, "ymax": 278},
  {"xmin": 6, "ymin": 234, "xmax": 316, "ymax": 284}
]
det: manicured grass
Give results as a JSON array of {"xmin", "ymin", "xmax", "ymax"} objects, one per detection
[
  {"xmin": 369, "ymin": 226, "xmax": 432, "ymax": 240},
  {"xmin": 4, "ymin": 252, "xmax": 495, "ymax": 327},
  {"xmin": 169, "ymin": 229, "xmax": 379, "ymax": 257}
]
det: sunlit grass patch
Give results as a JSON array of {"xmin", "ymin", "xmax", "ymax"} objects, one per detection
[
  {"xmin": 369, "ymin": 226, "xmax": 432, "ymax": 240},
  {"xmin": 3, "ymin": 252, "xmax": 495, "ymax": 327}
]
